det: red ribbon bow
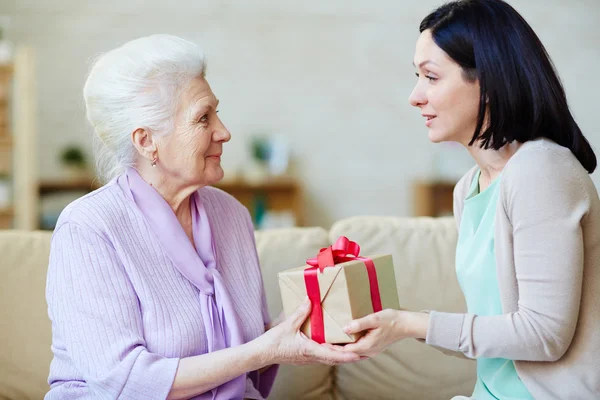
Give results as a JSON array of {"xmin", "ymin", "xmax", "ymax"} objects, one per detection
[{"xmin": 304, "ymin": 236, "xmax": 383, "ymax": 343}]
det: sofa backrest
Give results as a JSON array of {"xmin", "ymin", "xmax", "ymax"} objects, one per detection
[
  {"xmin": 328, "ymin": 216, "xmax": 475, "ymax": 400},
  {"xmin": 254, "ymin": 226, "xmax": 336, "ymax": 400},
  {"xmin": 0, "ymin": 230, "xmax": 53, "ymax": 400},
  {"xmin": 0, "ymin": 216, "xmax": 476, "ymax": 400}
]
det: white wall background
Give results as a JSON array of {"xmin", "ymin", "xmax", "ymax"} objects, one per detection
[{"xmin": 2, "ymin": 0, "xmax": 599, "ymax": 227}]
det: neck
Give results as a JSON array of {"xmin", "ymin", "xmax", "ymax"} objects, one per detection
[
  {"xmin": 465, "ymin": 140, "xmax": 521, "ymax": 183},
  {"xmin": 135, "ymin": 163, "xmax": 201, "ymax": 221}
]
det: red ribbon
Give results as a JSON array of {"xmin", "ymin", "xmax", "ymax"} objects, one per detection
[{"xmin": 303, "ymin": 236, "xmax": 383, "ymax": 343}]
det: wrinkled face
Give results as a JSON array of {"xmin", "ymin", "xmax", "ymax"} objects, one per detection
[
  {"xmin": 409, "ymin": 30, "xmax": 481, "ymax": 145},
  {"xmin": 157, "ymin": 77, "xmax": 230, "ymax": 186}
]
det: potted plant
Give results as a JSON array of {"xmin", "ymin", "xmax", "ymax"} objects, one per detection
[
  {"xmin": 243, "ymin": 135, "xmax": 271, "ymax": 183},
  {"xmin": 60, "ymin": 145, "xmax": 89, "ymax": 180}
]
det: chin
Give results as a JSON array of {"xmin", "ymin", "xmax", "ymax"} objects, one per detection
[
  {"xmin": 427, "ymin": 129, "xmax": 445, "ymax": 143},
  {"xmin": 205, "ymin": 168, "xmax": 225, "ymax": 186},
  {"xmin": 428, "ymin": 126, "xmax": 459, "ymax": 144}
]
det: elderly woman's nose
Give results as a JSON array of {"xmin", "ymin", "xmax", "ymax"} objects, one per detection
[{"xmin": 214, "ymin": 119, "xmax": 231, "ymax": 142}]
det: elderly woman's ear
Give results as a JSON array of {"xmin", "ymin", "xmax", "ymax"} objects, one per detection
[{"xmin": 132, "ymin": 127, "xmax": 158, "ymax": 165}]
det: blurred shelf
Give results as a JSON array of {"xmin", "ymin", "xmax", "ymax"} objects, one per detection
[
  {"xmin": 0, "ymin": 135, "xmax": 12, "ymax": 147},
  {"xmin": 0, "ymin": 207, "xmax": 13, "ymax": 216},
  {"xmin": 0, "ymin": 64, "xmax": 13, "ymax": 74},
  {"xmin": 413, "ymin": 180, "xmax": 456, "ymax": 217},
  {"xmin": 214, "ymin": 176, "xmax": 303, "ymax": 226},
  {"xmin": 0, "ymin": 207, "xmax": 13, "ymax": 229},
  {"xmin": 38, "ymin": 176, "xmax": 300, "ymax": 193},
  {"xmin": 216, "ymin": 176, "xmax": 298, "ymax": 190},
  {"xmin": 39, "ymin": 179, "xmax": 101, "ymax": 195},
  {"xmin": 0, "ymin": 63, "xmax": 13, "ymax": 230},
  {"xmin": 0, "ymin": 64, "xmax": 11, "ymax": 107},
  {"xmin": 37, "ymin": 175, "xmax": 304, "ymax": 227}
]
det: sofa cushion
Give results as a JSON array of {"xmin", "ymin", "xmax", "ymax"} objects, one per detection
[
  {"xmin": 0, "ymin": 230, "xmax": 53, "ymax": 400},
  {"xmin": 255, "ymin": 227, "xmax": 335, "ymax": 400},
  {"xmin": 329, "ymin": 216, "xmax": 476, "ymax": 400}
]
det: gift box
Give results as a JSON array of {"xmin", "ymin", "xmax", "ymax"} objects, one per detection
[{"xmin": 278, "ymin": 236, "xmax": 400, "ymax": 344}]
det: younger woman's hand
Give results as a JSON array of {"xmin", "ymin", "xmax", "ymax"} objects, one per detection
[{"xmin": 341, "ymin": 310, "xmax": 429, "ymax": 358}]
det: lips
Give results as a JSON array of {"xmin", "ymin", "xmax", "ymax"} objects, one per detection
[{"xmin": 422, "ymin": 114, "xmax": 436, "ymax": 127}]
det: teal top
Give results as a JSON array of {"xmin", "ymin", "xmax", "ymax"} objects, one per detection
[{"xmin": 455, "ymin": 170, "xmax": 533, "ymax": 400}]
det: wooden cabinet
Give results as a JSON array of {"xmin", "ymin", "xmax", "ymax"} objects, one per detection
[
  {"xmin": 0, "ymin": 48, "xmax": 38, "ymax": 230},
  {"xmin": 38, "ymin": 176, "xmax": 303, "ymax": 229},
  {"xmin": 0, "ymin": 64, "xmax": 13, "ymax": 228},
  {"xmin": 215, "ymin": 177, "xmax": 303, "ymax": 227},
  {"xmin": 413, "ymin": 180, "xmax": 456, "ymax": 217}
]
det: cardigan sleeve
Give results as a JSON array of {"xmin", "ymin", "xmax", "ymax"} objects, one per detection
[
  {"xmin": 416, "ymin": 165, "xmax": 476, "ymax": 360},
  {"xmin": 427, "ymin": 146, "xmax": 589, "ymax": 361},
  {"xmin": 453, "ymin": 165, "xmax": 478, "ymax": 231},
  {"xmin": 46, "ymin": 221, "xmax": 179, "ymax": 399}
]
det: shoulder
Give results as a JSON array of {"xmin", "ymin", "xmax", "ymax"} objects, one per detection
[
  {"xmin": 48, "ymin": 184, "xmax": 128, "ymax": 276},
  {"xmin": 506, "ymin": 139, "xmax": 584, "ymax": 173},
  {"xmin": 502, "ymin": 139, "xmax": 591, "ymax": 195},
  {"xmin": 53, "ymin": 180, "xmax": 132, "ymax": 239},
  {"xmin": 500, "ymin": 138, "xmax": 595, "ymax": 214}
]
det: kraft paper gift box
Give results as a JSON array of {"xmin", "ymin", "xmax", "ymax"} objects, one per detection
[{"xmin": 278, "ymin": 236, "xmax": 400, "ymax": 344}]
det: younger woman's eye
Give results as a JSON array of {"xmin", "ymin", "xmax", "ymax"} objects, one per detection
[{"xmin": 415, "ymin": 72, "xmax": 437, "ymax": 82}]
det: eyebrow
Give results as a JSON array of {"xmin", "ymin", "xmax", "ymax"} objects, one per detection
[
  {"xmin": 196, "ymin": 99, "xmax": 220, "ymax": 114},
  {"xmin": 206, "ymin": 99, "xmax": 220, "ymax": 110},
  {"xmin": 412, "ymin": 60, "xmax": 439, "ymax": 68}
]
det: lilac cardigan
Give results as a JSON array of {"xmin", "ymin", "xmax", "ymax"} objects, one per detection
[{"xmin": 45, "ymin": 176, "xmax": 276, "ymax": 399}]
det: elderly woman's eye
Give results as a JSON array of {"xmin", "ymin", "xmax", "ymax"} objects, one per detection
[{"xmin": 199, "ymin": 115, "xmax": 209, "ymax": 123}]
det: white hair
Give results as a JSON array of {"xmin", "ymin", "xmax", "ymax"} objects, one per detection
[{"xmin": 83, "ymin": 34, "xmax": 207, "ymax": 182}]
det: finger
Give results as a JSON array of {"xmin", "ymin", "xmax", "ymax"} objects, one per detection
[
  {"xmin": 308, "ymin": 342, "xmax": 361, "ymax": 364},
  {"xmin": 339, "ymin": 342, "xmax": 362, "ymax": 354},
  {"xmin": 340, "ymin": 333, "xmax": 376, "ymax": 354},
  {"xmin": 289, "ymin": 297, "xmax": 312, "ymax": 330},
  {"xmin": 341, "ymin": 342, "xmax": 368, "ymax": 355},
  {"xmin": 343, "ymin": 314, "xmax": 379, "ymax": 334},
  {"xmin": 322, "ymin": 343, "xmax": 346, "ymax": 352}
]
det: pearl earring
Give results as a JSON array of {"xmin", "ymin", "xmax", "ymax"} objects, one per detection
[{"xmin": 150, "ymin": 158, "xmax": 157, "ymax": 167}]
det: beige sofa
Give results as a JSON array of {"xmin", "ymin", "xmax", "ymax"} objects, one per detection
[{"xmin": 0, "ymin": 216, "xmax": 475, "ymax": 400}]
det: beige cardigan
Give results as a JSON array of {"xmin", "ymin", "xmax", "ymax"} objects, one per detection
[{"xmin": 425, "ymin": 139, "xmax": 600, "ymax": 399}]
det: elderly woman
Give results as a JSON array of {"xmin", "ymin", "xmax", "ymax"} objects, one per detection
[
  {"xmin": 341, "ymin": 1, "xmax": 600, "ymax": 399},
  {"xmin": 45, "ymin": 34, "xmax": 359, "ymax": 400}
]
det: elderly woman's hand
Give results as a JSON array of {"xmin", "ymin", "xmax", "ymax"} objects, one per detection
[
  {"xmin": 256, "ymin": 298, "xmax": 361, "ymax": 366},
  {"xmin": 339, "ymin": 309, "xmax": 429, "ymax": 358}
]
